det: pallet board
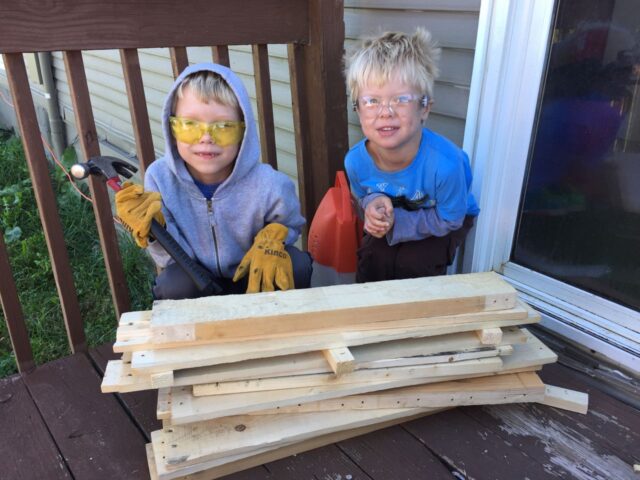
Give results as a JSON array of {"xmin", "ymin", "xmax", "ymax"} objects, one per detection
[
  {"xmin": 147, "ymin": 411, "xmax": 443, "ymax": 480},
  {"xmin": 102, "ymin": 326, "xmax": 527, "ymax": 394},
  {"xmin": 164, "ymin": 331, "xmax": 556, "ymax": 425},
  {"xmin": 115, "ymin": 297, "xmax": 530, "ymax": 353},
  {"xmin": 128, "ymin": 305, "xmax": 537, "ymax": 374},
  {"xmin": 149, "ymin": 272, "xmax": 517, "ymax": 345},
  {"xmin": 250, "ymin": 372, "xmax": 546, "ymax": 414},
  {"xmin": 150, "ymin": 371, "xmax": 546, "ymax": 477}
]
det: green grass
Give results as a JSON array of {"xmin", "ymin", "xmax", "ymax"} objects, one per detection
[{"xmin": 0, "ymin": 129, "xmax": 155, "ymax": 377}]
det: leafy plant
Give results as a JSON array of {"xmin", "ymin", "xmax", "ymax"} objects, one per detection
[{"xmin": 0, "ymin": 130, "xmax": 154, "ymax": 377}]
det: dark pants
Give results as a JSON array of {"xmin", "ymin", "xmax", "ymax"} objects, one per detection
[
  {"xmin": 153, "ymin": 246, "xmax": 313, "ymax": 300},
  {"xmin": 356, "ymin": 215, "xmax": 476, "ymax": 283}
]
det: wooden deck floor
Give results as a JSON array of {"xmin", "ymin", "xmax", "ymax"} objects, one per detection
[{"xmin": 2, "ymin": 337, "xmax": 639, "ymax": 480}]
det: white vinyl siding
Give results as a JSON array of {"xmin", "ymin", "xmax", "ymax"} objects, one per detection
[
  {"xmin": 344, "ymin": 0, "xmax": 480, "ymax": 147},
  {"xmin": 2, "ymin": 2, "xmax": 480, "ymax": 182}
]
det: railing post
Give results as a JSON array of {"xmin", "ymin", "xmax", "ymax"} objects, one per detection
[
  {"xmin": 3, "ymin": 53, "xmax": 87, "ymax": 353},
  {"xmin": 0, "ymin": 230, "xmax": 34, "ymax": 372},
  {"xmin": 289, "ymin": 0, "xmax": 348, "ymax": 223}
]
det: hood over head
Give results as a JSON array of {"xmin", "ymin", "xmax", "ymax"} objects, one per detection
[{"xmin": 161, "ymin": 62, "xmax": 260, "ymax": 189}]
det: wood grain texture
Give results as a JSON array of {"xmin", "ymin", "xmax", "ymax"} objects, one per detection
[
  {"xmin": 0, "ymin": 231, "xmax": 34, "ymax": 372},
  {"xmin": 64, "ymin": 50, "xmax": 131, "ymax": 320},
  {"xmin": 3, "ymin": 53, "xmax": 86, "ymax": 352},
  {"xmin": 0, "ymin": 375, "xmax": 71, "ymax": 479},
  {"xmin": 23, "ymin": 354, "xmax": 149, "ymax": 478},
  {"xmin": 0, "ymin": 0, "xmax": 309, "ymax": 53},
  {"xmin": 150, "ymin": 272, "xmax": 517, "ymax": 345}
]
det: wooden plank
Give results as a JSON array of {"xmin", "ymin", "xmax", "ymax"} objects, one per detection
[
  {"xmin": 23, "ymin": 353, "xmax": 149, "ymax": 478},
  {"xmin": 168, "ymin": 357, "xmax": 504, "ymax": 424},
  {"xmin": 0, "ymin": 230, "xmax": 34, "ymax": 372},
  {"xmin": 154, "ymin": 406, "xmax": 433, "ymax": 469},
  {"xmin": 170, "ymin": 47, "xmax": 189, "ymax": 79},
  {"xmin": 287, "ymin": 42, "xmax": 312, "ymax": 228},
  {"xmin": 166, "ymin": 331, "xmax": 555, "ymax": 424},
  {"xmin": 90, "ymin": 343, "xmax": 162, "ymax": 435},
  {"xmin": 0, "ymin": 0, "xmax": 309, "ymax": 52},
  {"xmin": 192, "ymin": 355, "xmax": 504, "ymax": 396},
  {"xmin": 476, "ymin": 327, "xmax": 503, "ymax": 345},
  {"xmin": 252, "ymin": 44, "xmax": 278, "ymax": 169},
  {"xmin": 102, "ymin": 327, "xmax": 524, "ymax": 393},
  {"xmin": 251, "ymin": 372, "xmax": 545, "ymax": 414},
  {"xmin": 64, "ymin": 50, "xmax": 131, "ymax": 320},
  {"xmin": 148, "ymin": 411, "xmax": 439, "ymax": 480},
  {"xmin": 151, "ymin": 371, "xmax": 175, "ymax": 389},
  {"xmin": 322, "ymin": 347, "xmax": 355, "ymax": 375},
  {"xmin": 129, "ymin": 306, "xmax": 536, "ymax": 374},
  {"xmin": 539, "ymin": 385, "xmax": 589, "ymax": 414},
  {"xmin": 157, "ymin": 388, "xmax": 172, "ymax": 421},
  {"xmin": 150, "ymin": 272, "xmax": 517, "ymax": 345},
  {"xmin": 2, "ymin": 53, "xmax": 86, "ymax": 352},
  {"xmin": 211, "ymin": 46, "xmax": 230, "ymax": 67},
  {"xmin": 117, "ymin": 299, "xmax": 531, "ymax": 353},
  {"xmin": 287, "ymin": 0, "xmax": 348, "ymax": 218},
  {"xmin": 0, "ymin": 374, "xmax": 71, "ymax": 479},
  {"xmin": 120, "ymin": 48, "xmax": 156, "ymax": 172}
]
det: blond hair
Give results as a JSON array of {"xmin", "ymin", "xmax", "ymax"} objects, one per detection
[
  {"xmin": 345, "ymin": 28, "xmax": 441, "ymax": 104},
  {"xmin": 172, "ymin": 71, "xmax": 241, "ymax": 117}
]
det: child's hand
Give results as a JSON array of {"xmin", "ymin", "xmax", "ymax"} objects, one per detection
[
  {"xmin": 364, "ymin": 196, "xmax": 394, "ymax": 238},
  {"xmin": 115, "ymin": 182, "xmax": 165, "ymax": 248}
]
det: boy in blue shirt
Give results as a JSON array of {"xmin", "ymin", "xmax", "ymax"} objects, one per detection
[
  {"xmin": 114, "ymin": 63, "xmax": 312, "ymax": 298},
  {"xmin": 344, "ymin": 29, "xmax": 479, "ymax": 282}
]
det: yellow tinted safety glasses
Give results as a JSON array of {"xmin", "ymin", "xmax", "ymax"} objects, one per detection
[{"xmin": 169, "ymin": 116, "xmax": 245, "ymax": 146}]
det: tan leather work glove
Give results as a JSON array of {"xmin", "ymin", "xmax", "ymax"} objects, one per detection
[
  {"xmin": 115, "ymin": 182, "xmax": 165, "ymax": 248},
  {"xmin": 233, "ymin": 223, "xmax": 294, "ymax": 293}
]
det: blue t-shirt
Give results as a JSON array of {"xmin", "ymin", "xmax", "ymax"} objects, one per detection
[
  {"xmin": 345, "ymin": 128, "xmax": 479, "ymax": 221},
  {"xmin": 192, "ymin": 177, "xmax": 220, "ymax": 200}
]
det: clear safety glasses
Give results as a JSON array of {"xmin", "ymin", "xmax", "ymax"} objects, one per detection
[
  {"xmin": 353, "ymin": 94, "xmax": 428, "ymax": 118},
  {"xmin": 169, "ymin": 116, "xmax": 245, "ymax": 146}
]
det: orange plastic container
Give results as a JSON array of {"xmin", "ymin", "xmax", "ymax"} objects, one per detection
[{"xmin": 308, "ymin": 171, "xmax": 362, "ymax": 273}]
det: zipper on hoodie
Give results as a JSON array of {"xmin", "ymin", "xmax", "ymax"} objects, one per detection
[{"xmin": 207, "ymin": 199, "xmax": 224, "ymax": 278}]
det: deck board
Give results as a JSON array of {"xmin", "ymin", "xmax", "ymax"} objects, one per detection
[
  {"xmin": 0, "ymin": 374, "xmax": 71, "ymax": 479},
  {"xmin": 90, "ymin": 342, "xmax": 162, "ymax": 436},
  {"xmin": 263, "ymin": 444, "xmax": 373, "ymax": 479},
  {"xmin": 1, "ymin": 345, "xmax": 638, "ymax": 480},
  {"xmin": 337, "ymin": 425, "xmax": 453, "ymax": 479},
  {"xmin": 22, "ymin": 353, "xmax": 150, "ymax": 479},
  {"xmin": 402, "ymin": 407, "xmax": 558, "ymax": 478},
  {"xmin": 539, "ymin": 362, "xmax": 640, "ymax": 462}
]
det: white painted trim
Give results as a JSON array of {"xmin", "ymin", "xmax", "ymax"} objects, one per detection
[
  {"xmin": 514, "ymin": 285, "xmax": 639, "ymax": 376},
  {"xmin": 464, "ymin": 0, "xmax": 555, "ymax": 273},
  {"xmin": 503, "ymin": 263, "xmax": 640, "ymax": 337}
]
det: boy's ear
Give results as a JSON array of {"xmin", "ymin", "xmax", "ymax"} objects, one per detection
[{"xmin": 420, "ymin": 102, "xmax": 431, "ymax": 123}]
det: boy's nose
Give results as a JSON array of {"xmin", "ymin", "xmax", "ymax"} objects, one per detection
[
  {"xmin": 378, "ymin": 103, "xmax": 395, "ymax": 117},
  {"xmin": 200, "ymin": 132, "xmax": 215, "ymax": 144}
]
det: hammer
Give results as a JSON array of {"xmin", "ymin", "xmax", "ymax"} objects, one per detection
[{"xmin": 71, "ymin": 155, "xmax": 221, "ymax": 295}]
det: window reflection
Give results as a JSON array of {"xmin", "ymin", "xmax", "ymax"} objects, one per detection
[{"xmin": 513, "ymin": 0, "xmax": 640, "ymax": 310}]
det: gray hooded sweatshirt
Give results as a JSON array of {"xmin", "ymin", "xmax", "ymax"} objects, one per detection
[{"xmin": 145, "ymin": 63, "xmax": 305, "ymax": 279}]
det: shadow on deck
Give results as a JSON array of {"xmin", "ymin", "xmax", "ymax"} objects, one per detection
[{"xmin": 2, "ymin": 339, "xmax": 638, "ymax": 480}]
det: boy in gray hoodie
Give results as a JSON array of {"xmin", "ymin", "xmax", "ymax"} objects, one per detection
[{"xmin": 115, "ymin": 63, "xmax": 312, "ymax": 298}]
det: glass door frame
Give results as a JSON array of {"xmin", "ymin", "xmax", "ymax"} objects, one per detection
[{"xmin": 462, "ymin": 0, "xmax": 640, "ymax": 374}]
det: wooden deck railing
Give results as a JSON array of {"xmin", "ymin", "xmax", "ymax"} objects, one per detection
[{"xmin": 0, "ymin": 0, "xmax": 348, "ymax": 372}]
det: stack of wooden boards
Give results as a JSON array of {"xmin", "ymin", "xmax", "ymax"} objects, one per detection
[{"xmin": 101, "ymin": 271, "xmax": 587, "ymax": 479}]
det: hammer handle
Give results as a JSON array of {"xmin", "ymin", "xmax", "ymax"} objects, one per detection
[{"xmin": 149, "ymin": 219, "xmax": 220, "ymax": 294}]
